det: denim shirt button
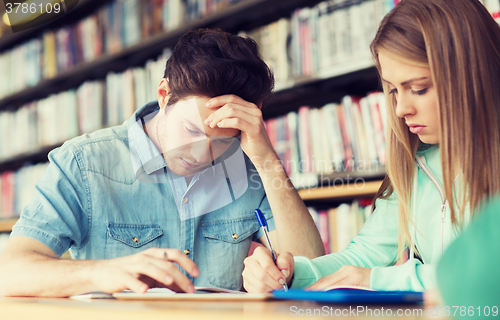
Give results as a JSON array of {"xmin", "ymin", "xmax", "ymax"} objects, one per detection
[
  {"xmin": 183, "ymin": 249, "xmax": 190, "ymax": 255},
  {"xmin": 132, "ymin": 237, "xmax": 139, "ymax": 243},
  {"xmin": 183, "ymin": 197, "xmax": 189, "ymax": 203},
  {"xmin": 232, "ymin": 233, "xmax": 238, "ymax": 239}
]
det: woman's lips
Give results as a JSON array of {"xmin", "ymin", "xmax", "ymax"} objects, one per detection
[{"xmin": 408, "ymin": 125, "xmax": 426, "ymax": 134}]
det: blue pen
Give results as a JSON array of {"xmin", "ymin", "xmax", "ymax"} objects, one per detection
[{"xmin": 254, "ymin": 209, "xmax": 288, "ymax": 292}]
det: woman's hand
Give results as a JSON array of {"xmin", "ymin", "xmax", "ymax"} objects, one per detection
[
  {"xmin": 242, "ymin": 246, "xmax": 294, "ymax": 293},
  {"xmin": 307, "ymin": 265, "xmax": 371, "ymax": 290}
]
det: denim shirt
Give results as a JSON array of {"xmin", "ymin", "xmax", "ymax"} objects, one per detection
[{"xmin": 11, "ymin": 101, "xmax": 275, "ymax": 291}]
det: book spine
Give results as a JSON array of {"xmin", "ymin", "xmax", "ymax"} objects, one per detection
[
  {"xmin": 323, "ymin": 103, "xmax": 345, "ymax": 171},
  {"xmin": 360, "ymin": 97, "xmax": 380, "ymax": 166},
  {"xmin": 308, "ymin": 108, "xmax": 323, "ymax": 173},
  {"xmin": 351, "ymin": 97, "xmax": 370, "ymax": 165},
  {"xmin": 318, "ymin": 210, "xmax": 329, "ymax": 254},
  {"xmin": 276, "ymin": 18, "xmax": 290, "ymax": 85},
  {"xmin": 298, "ymin": 106, "xmax": 312, "ymax": 173},
  {"xmin": 319, "ymin": 107, "xmax": 334, "ymax": 174},
  {"xmin": 341, "ymin": 96, "xmax": 357, "ymax": 169},
  {"xmin": 287, "ymin": 112, "xmax": 300, "ymax": 177},
  {"xmin": 368, "ymin": 92, "xmax": 387, "ymax": 165},
  {"xmin": 290, "ymin": 9, "xmax": 302, "ymax": 77}
]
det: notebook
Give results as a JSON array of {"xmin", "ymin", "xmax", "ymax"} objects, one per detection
[
  {"xmin": 272, "ymin": 285, "xmax": 423, "ymax": 304},
  {"xmin": 71, "ymin": 287, "xmax": 273, "ymax": 301}
]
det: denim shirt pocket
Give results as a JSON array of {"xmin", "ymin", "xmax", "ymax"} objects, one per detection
[
  {"xmin": 106, "ymin": 223, "xmax": 164, "ymax": 258},
  {"xmin": 202, "ymin": 217, "xmax": 259, "ymax": 290}
]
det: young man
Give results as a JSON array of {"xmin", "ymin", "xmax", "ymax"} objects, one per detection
[{"xmin": 0, "ymin": 29, "xmax": 324, "ymax": 297}]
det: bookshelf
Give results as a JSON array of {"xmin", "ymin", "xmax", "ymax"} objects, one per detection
[
  {"xmin": 1, "ymin": 0, "xmax": 383, "ymax": 173},
  {"xmin": 0, "ymin": 65, "xmax": 379, "ymax": 173},
  {"xmin": 0, "ymin": 0, "xmax": 325, "ymax": 113},
  {"xmin": 0, "ymin": 144, "xmax": 59, "ymax": 172},
  {"xmin": 0, "ymin": 0, "xmax": 388, "ymax": 230},
  {"xmin": 266, "ymin": 61, "xmax": 379, "ymax": 120},
  {"xmin": 0, "ymin": 0, "xmax": 112, "ymax": 50}
]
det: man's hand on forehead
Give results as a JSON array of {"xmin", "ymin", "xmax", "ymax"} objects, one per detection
[{"xmin": 203, "ymin": 94, "xmax": 277, "ymax": 167}]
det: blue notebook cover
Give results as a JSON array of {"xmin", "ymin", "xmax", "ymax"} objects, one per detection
[{"xmin": 273, "ymin": 288, "xmax": 423, "ymax": 304}]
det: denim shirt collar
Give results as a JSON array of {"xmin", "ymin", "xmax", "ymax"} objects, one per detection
[{"xmin": 126, "ymin": 101, "xmax": 167, "ymax": 175}]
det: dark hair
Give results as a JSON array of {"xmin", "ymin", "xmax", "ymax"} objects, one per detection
[{"xmin": 163, "ymin": 28, "xmax": 275, "ymax": 106}]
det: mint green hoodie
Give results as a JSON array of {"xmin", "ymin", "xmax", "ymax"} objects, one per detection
[{"xmin": 291, "ymin": 145, "xmax": 469, "ymax": 291}]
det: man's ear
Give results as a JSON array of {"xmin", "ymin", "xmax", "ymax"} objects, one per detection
[{"xmin": 157, "ymin": 78, "xmax": 171, "ymax": 108}]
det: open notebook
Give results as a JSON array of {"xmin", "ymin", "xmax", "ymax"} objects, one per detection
[
  {"xmin": 272, "ymin": 285, "xmax": 423, "ymax": 304},
  {"xmin": 71, "ymin": 287, "xmax": 272, "ymax": 301}
]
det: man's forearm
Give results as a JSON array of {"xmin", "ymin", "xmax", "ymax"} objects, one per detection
[
  {"xmin": 253, "ymin": 154, "xmax": 325, "ymax": 258},
  {"xmin": 0, "ymin": 251, "xmax": 97, "ymax": 297}
]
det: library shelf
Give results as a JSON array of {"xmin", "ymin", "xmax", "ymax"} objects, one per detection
[
  {"xmin": 265, "ymin": 63, "xmax": 379, "ymax": 120},
  {"xmin": 298, "ymin": 180, "xmax": 382, "ymax": 201},
  {"xmin": 0, "ymin": 0, "xmax": 380, "ymax": 174},
  {"xmin": 0, "ymin": 0, "xmax": 113, "ymax": 52},
  {"xmin": 0, "ymin": 218, "xmax": 18, "ymax": 233},
  {"xmin": 274, "ymin": 56, "xmax": 376, "ymax": 92},
  {"xmin": 0, "ymin": 143, "xmax": 60, "ymax": 172},
  {"xmin": 0, "ymin": 60, "xmax": 379, "ymax": 173},
  {"xmin": 0, "ymin": 0, "xmax": 323, "ymax": 112},
  {"xmin": 0, "ymin": 0, "xmax": 385, "ymax": 227}
]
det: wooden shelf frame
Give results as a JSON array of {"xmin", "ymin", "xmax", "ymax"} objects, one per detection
[
  {"xmin": 0, "ymin": 218, "xmax": 18, "ymax": 233},
  {"xmin": 298, "ymin": 180, "xmax": 382, "ymax": 201}
]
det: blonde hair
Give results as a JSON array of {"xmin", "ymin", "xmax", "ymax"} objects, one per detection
[{"xmin": 370, "ymin": 0, "xmax": 500, "ymax": 259}]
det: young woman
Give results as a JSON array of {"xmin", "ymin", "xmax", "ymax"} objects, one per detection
[{"xmin": 242, "ymin": 0, "xmax": 500, "ymax": 292}]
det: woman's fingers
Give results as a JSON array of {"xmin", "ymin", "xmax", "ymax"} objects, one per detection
[{"xmin": 243, "ymin": 247, "xmax": 294, "ymax": 293}]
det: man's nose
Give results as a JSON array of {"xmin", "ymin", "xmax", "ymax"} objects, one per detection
[{"xmin": 190, "ymin": 139, "xmax": 213, "ymax": 163}]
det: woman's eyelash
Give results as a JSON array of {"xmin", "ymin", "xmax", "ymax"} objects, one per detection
[
  {"xmin": 412, "ymin": 88, "xmax": 428, "ymax": 95},
  {"xmin": 388, "ymin": 88, "xmax": 428, "ymax": 95}
]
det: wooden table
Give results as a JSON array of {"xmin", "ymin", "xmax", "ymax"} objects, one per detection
[{"xmin": 0, "ymin": 297, "xmax": 438, "ymax": 319}]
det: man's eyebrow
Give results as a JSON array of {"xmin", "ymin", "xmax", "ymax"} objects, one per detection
[{"xmin": 382, "ymin": 77, "xmax": 429, "ymax": 86}]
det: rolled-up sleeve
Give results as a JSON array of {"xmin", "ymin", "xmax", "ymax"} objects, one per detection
[
  {"xmin": 254, "ymin": 194, "xmax": 275, "ymax": 240},
  {"xmin": 11, "ymin": 144, "xmax": 89, "ymax": 257}
]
